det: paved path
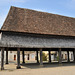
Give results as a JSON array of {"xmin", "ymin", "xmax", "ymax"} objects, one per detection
[{"xmin": 0, "ymin": 63, "xmax": 75, "ymax": 75}]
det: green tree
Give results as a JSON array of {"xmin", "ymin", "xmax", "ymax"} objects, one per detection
[{"xmin": 42, "ymin": 52, "xmax": 47, "ymax": 61}]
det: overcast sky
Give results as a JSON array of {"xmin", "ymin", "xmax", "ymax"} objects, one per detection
[{"xmin": 0, "ymin": 0, "xmax": 75, "ymax": 28}]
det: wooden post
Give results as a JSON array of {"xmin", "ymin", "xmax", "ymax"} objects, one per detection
[
  {"xmin": 36, "ymin": 50, "xmax": 39, "ymax": 63},
  {"xmin": 67, "ymin": 51, "xmax": 70, "ymax": 62},
  {"xmin": 16, "ymin": 48, "xmax": 21, "ymax": 69},
  {"xmin": 58, "ymin": 48, "xmax": 62, "ymax": 64},
  {"xmin": 1, "ymin": 48, "xmax": 4, "ymax": 70},
  {"xmin": 49, "ymin": 50, "xmax": 51, "ymax": 63},
  {"xmin": 40, "ymin": 49, "xmax": 43, "ymax": 66},
  {"xmin": 73, "ymin": 49, "xmax": 75, "ymax": 62},
  {"xmin": 6, "ymin": 48, "xmax": 8, "ymax": 64},
  {"xmin": 22, "ymin": 50, "xmax": 25, "ymax": 64},
  {"xmin": 28, "ymin": 54, "xmax": 29, "ymax": 60}
]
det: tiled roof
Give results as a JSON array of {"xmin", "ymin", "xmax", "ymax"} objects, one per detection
[{"xmin": 1, "ymin": 6, "xmax": 75, "ymax": 36}]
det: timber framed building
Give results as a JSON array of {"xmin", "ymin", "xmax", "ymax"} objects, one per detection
[{"xmin": 0, "ymin": 6, "xmax": 75, "ymax": 70}]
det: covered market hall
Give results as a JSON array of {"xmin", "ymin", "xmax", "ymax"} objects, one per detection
[{"xmin": 0, "ymin": 6, "xmax": 75, "ymax": 70}]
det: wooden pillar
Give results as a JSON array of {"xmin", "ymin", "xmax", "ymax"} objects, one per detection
[
  {"xmin": 36, "ymin": 50, "xmax": 39, "ymax": 63},
  {"xmin": 73, "ymin": 49, "xmax": 75, "ymax": 62},
  {"xmin": 40, "ymin": 49, "xmax": 43, "ymax": 66},
  {"xmin": 48, "ymin": 50, "xmax": 51, "ymax": 63},
  {"xmin": 58, "ymin": 48, "xmax": 62, "ymax": 64},
  {"xmin": 28, "ymin": 54, "xmax": 29, "ymax": 60},
  {"xmin": 67, "ymin": 51, "xmax": 70, "ymax": 62},
  {"xmin": 6, "ymin": 48, "xmax": 8, "ymax": 64},
  {"xmin": 22, "ymin": 50, "xmax": 25, "ymax": 64},
  {"xmin": 1, "ymin": 48, "xmax": 4, "ymax": 70},
  {"xmin": 16, "ymin": 48, "xmax": 21, "ymax": 69}
]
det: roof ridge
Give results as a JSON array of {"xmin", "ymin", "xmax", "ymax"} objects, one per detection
[{"xmin": 11, "ymin": 6, "xmax": 75, "ymax": 19}]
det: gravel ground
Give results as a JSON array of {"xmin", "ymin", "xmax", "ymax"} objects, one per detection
[{"xmin": 0, "ymin": 63, "xmax": 75, "ymax": 75}]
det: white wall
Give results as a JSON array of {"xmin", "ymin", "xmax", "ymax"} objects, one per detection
[
  {"xmin": 51, "ymin": 55, "xmax": 54, "ymax": 61},
  {"xmin": 0, "ymin": 51, "xmax": 17, "ymax": 62}
]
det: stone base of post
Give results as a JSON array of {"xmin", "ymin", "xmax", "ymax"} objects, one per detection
[
  {"xmin": 59, "ymin": 64, "xmax": 62, "ymax": 66},
  {"xmin": 6, "ymin": 63, "xmax": 9, "ymax": 64},
  {"xmin": 16, "ymin": 66, "xmax": 21, "ymax": 69},
  {"xmin": 39, "ymin": 65, "xmax": 44, "ymax": 67},
  {"xmin": 22, "ymin": 62, "xmax": 25, "ymax": 64},
  {"xmin": 1, "ymin": 67, "xmax": 4, "ymax": 70}
]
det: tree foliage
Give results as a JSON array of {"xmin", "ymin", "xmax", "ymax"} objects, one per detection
[{"xmin": 42, "ymin": 52, "xmax": 47, "ymax": 61}]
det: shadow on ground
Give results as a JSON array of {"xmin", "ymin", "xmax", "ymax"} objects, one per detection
[
  {"xmin": 20, "ymin": 62, "xmax": 75, "ymax": 69},
  {"xmin": 0, "ymin": 62, "xmax": 75, "ymax": 71}
]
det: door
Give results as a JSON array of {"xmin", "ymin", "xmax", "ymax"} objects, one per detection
[{"xmin": 14, "ymin": 55, "xmax": 16, "ymax": 60}]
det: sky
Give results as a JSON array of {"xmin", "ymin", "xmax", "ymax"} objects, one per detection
[{"xmin": 0, "ymin": 0, "xmax": 75, "ymax": 28}]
